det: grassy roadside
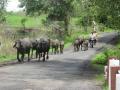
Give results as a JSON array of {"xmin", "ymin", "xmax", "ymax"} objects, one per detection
[
  {"xmin": 91, "ymin": 35, "xmax": 120, "ymax": 90},
  {"xmin": 92, "ymin": 64, "xmax": 108, "ymax": 90}
]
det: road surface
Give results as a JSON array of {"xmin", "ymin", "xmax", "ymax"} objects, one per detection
[{"xmin": 0, "ymin": 32, "xmax": 117, "ymax": 90}]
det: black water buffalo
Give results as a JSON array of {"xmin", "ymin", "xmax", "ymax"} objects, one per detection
[
  {"xmin": 82, "ymin": 39, "xmax": 89, "ymax": 51},
  {"xmin": 59, "ymin": 40, "xmax": 64, "ymax": 54},
  {"xmin": 78, "ymin": 37, "xmax": 84, "ymax": 50},
  {"xmin": 13, "ymin": 38, "xmax": 32, "ymax": 62},
  {"xmin": 73, "ymin": 39, "xmax": 79, "ymax": 51},
  {"xmin": 31, "ymin": 39, "xmax": 39, "ymax": 58},
  {"xmin": 36, "ymin": 38, "xmax": 50, "ymax": 62},
  {"xmin": 73, "ymin": 37, "xmax": 84, "ymax": 52},
  {"xmin": 50, "ymin": 39, "xmax": 59, "ymax": 54}
]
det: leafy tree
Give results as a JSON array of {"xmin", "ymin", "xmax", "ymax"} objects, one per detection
[
  {"xmin": 91, "ymin": 0, "xmax": 120, "ymax": 29},
  {"xmin": 47, "ymin": 0, "xmax": 74, "ymax": 35},
  {"xmin": 19, "ymin": 0, "xmax": 75, "ymax": 35},
  {"xmin": 19, "ymin": 0, "xmax": 48, "ymax": 15},
  {"xmin": 0, "ymin": 0, "xmax": 7, "ymax": 23}
]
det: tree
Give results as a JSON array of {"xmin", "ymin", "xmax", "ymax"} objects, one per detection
[
  {"xmin": 19, "ymin": 0, "xmax": 75, "ymax": 35},
  {"xmin": 47, "ymin": 0, "xmax": 74, "ymax": 35},
  {"xmin": 91, "ymin": 0, "xmax": 120, "ymax": 29},
  {"xmin": 0, "ymin": 0, "xmax": 7, "ymax": 23},
  {"xmin": 19, "ymin": 0, "xmax": 48, "ymax": 15}
]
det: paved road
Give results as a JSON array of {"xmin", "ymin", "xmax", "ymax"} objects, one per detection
[{"xmin": 0, "ymin": 32, "xmax": 117, "ymax": 90}]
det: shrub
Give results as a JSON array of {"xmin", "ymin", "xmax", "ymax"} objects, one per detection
[
  {"xmin": 104, "ymin": 49, "xmax": 120, "ymax": 59},
  {"xmin": 92, "ymin": 53, "xmax": 107, "ymax": 65},
  {"xmin": 93, "ymin": 48, "xmax": 120, "ymax": 65}
]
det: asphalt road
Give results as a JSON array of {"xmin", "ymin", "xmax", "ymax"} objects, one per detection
[{"xmin": 0, "ymin": 32, "xmax": 117, "ymax": 90}]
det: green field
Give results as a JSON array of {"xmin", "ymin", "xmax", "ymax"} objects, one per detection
[{"xmin": 6, "ymin": 13, "xmax": 46, "ymax": 27}]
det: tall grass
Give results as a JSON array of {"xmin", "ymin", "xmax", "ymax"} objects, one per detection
[{"xmin": 0, "ymin": 28, "xmax": 16, "ymax": 62}]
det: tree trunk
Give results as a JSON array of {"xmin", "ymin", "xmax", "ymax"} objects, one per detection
[{"xmin": 64, "ymin": 17, "xmax": 69, "ymax": 36}]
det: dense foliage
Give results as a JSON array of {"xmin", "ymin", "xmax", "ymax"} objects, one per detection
[
  {"xmin": 19, "ymin": 0, "xmax": 75, "ymax": 35},
  {"xmin": 92, "ymin": 47, "xmax": 120, "ymax": 65},
  {"xmin": 0, "ymin": 0, "xmax": 7, "ymax": 23},
  {"xmin": 91, "ymin": 0, "xmax": 120, "ymax": 29}
]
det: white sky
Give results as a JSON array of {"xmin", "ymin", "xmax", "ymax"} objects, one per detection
[{"xmin": 6, "ymin": 0, "xmax": 23, "ymax": 12}]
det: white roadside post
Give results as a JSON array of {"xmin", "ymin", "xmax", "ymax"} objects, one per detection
[
  {"xmin": 108, "ymin": 58, "xmax": 120, "ymax": 90},
  {"xmin": 116, "ymin": 70, "xmax": 120, "ymax": 90}
]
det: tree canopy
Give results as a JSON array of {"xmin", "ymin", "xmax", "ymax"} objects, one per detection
[
  {"xmin": 19, "ymin": 0, "xmax": 75, "ymax": 35},
  {"xmin": 91, "ymin": 0, "xmax": 120, "ymax": 29},
  {"xmin": 18, "ymin": 0, "xmax": 120, "ymax": 31},
  {"xmin": 0, "ymin": 0, "xmax": 7, "ymax": 23}
]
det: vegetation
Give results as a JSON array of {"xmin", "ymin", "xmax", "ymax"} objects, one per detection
[
  {"xmin": 0, "ymin": 0, "xmax": 117, "ymax": 63},
  {"xmin": 91, "ymin": 0, "xmax": 120, "ymax": 29},
  {"xmin": 6, "ymin": 13, "xmax": 46, "ymax": 27},
  {"xmin": 0, "ymin": 0, "xmax": 119, "ymax": 89},
  {"xmin": 92, "ymin": 37, "xmax": 120, "ymax": 90},
  {"xmin": 19, "ymin": 0, "xmax": 75, "ymax": 35},
  {"xmin": 92, "ymin": 46, "xmax": 120, "ymax": 65},
  {"xmin": 92, "ymin": 53, "xmax": 107, "ymax": 65},
  {"xmin": 0, "ymin": 0, "xmax": 7, "ymax": 23}
]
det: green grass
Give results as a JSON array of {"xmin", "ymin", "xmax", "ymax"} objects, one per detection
[
  {"xmin": 64, "ymin": 42, "xmax": 72, "ymax": 48},
  {"xmin": 96, "ymin": 74, "xmax": 108, "ymax": 90},
  {"xmin": 96, "ymin": 73, "xmax": 108, "ymax": 90},
  {"xmin": 6, "ymin": 13, "xmax": 46, "ymax": 28},
  {"xmin": 0, "ymin": 55, "xmax": 16, "ymax": 62},
  {"xmin": 91, "ymin": 63, "xmax": 108, "ymax": 90}
]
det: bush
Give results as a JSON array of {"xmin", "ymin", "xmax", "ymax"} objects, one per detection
[
  {"xmin": 92, "ymin": 53, "xmax": 107, "ymax": 65},
  {"xmin": 117, "ymin": 44, "xmax": 120, "ymax": 49},
  {"xmin": 104, "ymin": 49, "xmax": 120, "ymax": 59},
  {"xmin": 92, "ymin": 48, "xmax": 120, "ymax": 65}
]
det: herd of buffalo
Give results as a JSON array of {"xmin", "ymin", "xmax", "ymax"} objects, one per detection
[
  {"xmin": 73, "ymin": 37, "xmax": 96, "ymax": 52},
  {"xmin": 12, "ymin": 37, "xmax": 96, "ymax": 62},
  {"xmin": 13, "ymin": 38, "xmax": 64, "ymax": 62}
]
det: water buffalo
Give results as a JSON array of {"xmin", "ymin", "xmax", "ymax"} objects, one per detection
[
  {"xmin": 50, "ymin": 39, "xmax": 59, "ymax": 54},
  {"xmin": 36, "ymin": 38, "xmax": 50, "ymax": 62},
  {"xmin": 59, "ymin": 40, "xmax": 64, "ymax": 54},
  {"xmin": 31, "ymin": 39, "xmax": 39, "ymax": 58},
  {"xmin": 73, "ymin": 37, "xmax": 84, "ymax": 52},
  {"xmin": 82, "ymin": 39, "xmax": 89, "ymax": 51},
  {"xmin": 13, "ymin": 38, "xmax": 32, "ymax": 62},
  {"xmin": 73, "ymin": 39, "xmax": 79, "ymax": 52},
  {"xmin": 78, "ymin": 37, "xmax": 84, "ymax": 50}
]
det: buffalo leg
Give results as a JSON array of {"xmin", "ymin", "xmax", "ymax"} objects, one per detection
[
  {"xmin": 28, "ymin": 51, "xmax": 30, "ymax": 62},
  {"xmin": 36, "ymin": 50, "xmax": 38, "ymax": 58},
  {"xmin": 31, "ymin": 49, "xmax": 33, "ymax": 58},
  {"xmin": 21, "ymin": 53, "xmax": 24, "ymax": 62},
  {"xmin": 54, "ymin": 48, "xmax": 56, "ymax": 54},
  {"xmin": 43, "ymin": 52, "xmax": 45, "ymax": 62},
  {"xmin": 46, "ymin": 52, "xmax": 49, "ymax": 59},
  {"xmin": 74, "ymin": 45, "xmax": 76, "ymax": 52},
  {"xmin": 38, "ymin": 53, "xmax": 41, "ymax": 61},
  {"xmin": 17, "ymin": 51, "xmax": 21, "ymax": 62},
  {"xmin": 80, "ymin": 44, "xmax": 82, "ymax": 51}
]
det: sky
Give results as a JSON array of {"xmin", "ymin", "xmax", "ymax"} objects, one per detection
[{"xmin": 6, "ymin": 0, "xmax": 23, "ymax": 12}]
